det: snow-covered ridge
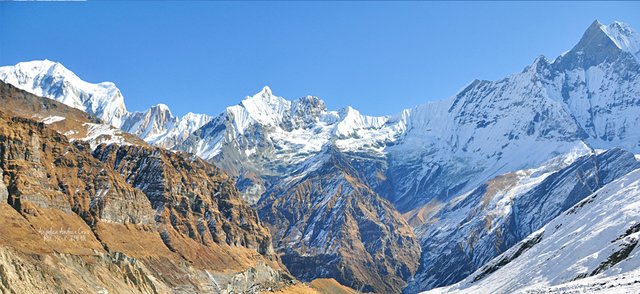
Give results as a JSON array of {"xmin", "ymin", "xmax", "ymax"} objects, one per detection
[
  {"xmin": 601, "ymin": 21, "xmax": 640, "ymax": 56},
  {"xmin": 0, "ymin": 60, "xmax": 127, "ymax": 126},
  {"xmin": 407, "ymin": 148, "xmax": 640, "ymax": 292},
  {"xmin": 426, "ymin": 166, "xmax": 640, "ymax": 293},
  {"xmin": 193, "ymin": 85, "xmax": 402, "ymax": 160},
  {"xmin": 224, "ymin": 86, "xmax": 392, "ymax": 138},
  {"xmin": 0, "ymin": 60, "xmax": 212, "ymax": 148}
]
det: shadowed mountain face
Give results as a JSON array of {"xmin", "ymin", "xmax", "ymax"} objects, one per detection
[
  {"xmin": 429, "ymin": 166, "xmax": 640, "ymax": 293},
  {"xmin": 258, "ymin": 148, "xmax": 421, "ymax": 293},
  {"xmin": 406, "ymin": 148, "xmax": 640, "ymax": 292}
]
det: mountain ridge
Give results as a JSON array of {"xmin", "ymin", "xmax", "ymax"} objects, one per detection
[
  {"xmin": 2, "ymin": 19, "xmax": 640, "ymax": 294},
  {"xmin": 0, "ymin": 60, "xmax": 213, "ymax": 149}
]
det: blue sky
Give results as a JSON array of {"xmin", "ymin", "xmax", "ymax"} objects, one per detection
[{"xmin": 1, "ymin": 2, "xmax": 639, "ymax": 117}]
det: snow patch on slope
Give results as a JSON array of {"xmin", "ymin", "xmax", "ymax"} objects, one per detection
[
  {"xmin": 40, "ymin": 116, "xmax": 66, "ymax": 124},
  {"xmin": 82, "ymin": 123, "xmax": 131, "ymax": 149},
  {"xmin": 521, "ymin": 268, "xmax": 640, "ymax": 293}
]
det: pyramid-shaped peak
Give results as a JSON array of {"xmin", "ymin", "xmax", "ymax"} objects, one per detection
[
  {"xmin": 258, "ymin": 86, "xmax": 272, "ymax": 96},
  {"xmin": 552, "ymin": 20, "xmax": 633, "ymax": 69},
  {"xmin": 574, "ymin": 20, "xmax": 615, "ymax": 50},
  {"xmin": 573, "ymin": 20, "xmax": 639, "ymax": 54},
  {"xmin": 242, "ymin": 86, "xmax": 282, "ymax": 104},
  {"xmin": 591, "ymin": 19, "xmax": 604, "ymax": 27}
]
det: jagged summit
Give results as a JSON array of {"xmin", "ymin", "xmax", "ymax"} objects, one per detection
[
  {"xmin": 521, "ymin": 55, "xmax": 550, "ymax": 73},
  {"xmin": 240, "ymin": 87, "xmax": 330, "ymax": 117},
  {"xmin": 224, "ymin": 86, "xmax": 386, "ymax": 137},
  {"xmin": 240, "ymin": 86, "xmax": 283, "ymax": 109},
  {"xmin": 234, "ymin": 86, "xmax": 292, "ymax": 127}
]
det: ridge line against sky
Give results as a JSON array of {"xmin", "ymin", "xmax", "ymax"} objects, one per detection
[{"xmin": 1, "ymin": 1, "xmax": 639, "ymax": 117}]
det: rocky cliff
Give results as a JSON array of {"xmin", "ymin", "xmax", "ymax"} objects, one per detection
[
  {"xmin": 0, "ymin": 83, "xmax": 299, "ymax": 293},
  {"xmin": 92, "ymin": 143, "xmax": 275, "ymax": 260}
]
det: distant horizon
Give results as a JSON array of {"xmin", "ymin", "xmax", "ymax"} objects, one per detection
[{"xmin": 1, "ymin": 2, "xmax": 639, "ymax": 117}]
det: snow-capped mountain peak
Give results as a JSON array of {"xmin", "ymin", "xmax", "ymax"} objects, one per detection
[
  {"xmin": 0, "ymin": 60, "xmax": 212, "ymax": 148},
  {"xmin": 152, "ymin": 103, "xmax": 172, "ymax": 114},
  {"xmin": 182, "ymin": 112, "xmax": 212, "ymax": 125},
  {"xmin": 258, "ymin": 85, "xmax": 272, "ymax": 96},
  {"xmin": 335, "ymin": 106, "xmax": 389, "ymax": 137},
  {"xmin": 229, "ymin": 87, "xmax": 396, "ymax": 140},
  {"xmin": 0, "ymin": 59, "xmax": 128, "ymax": 126},
  {"xmin": 518, "ymin": 55, "xmax": 551, "ymax": 77},
  {"xmin": 235, "ymin": 86, "xmax": 292, "ymax": 127},
  {"xmin": 9, "ymin": 59, "xmax": 76, "ymax": 84},
  {"xmin": 121, "ymin": 103, "xmax": 212, "ymax": 148}
]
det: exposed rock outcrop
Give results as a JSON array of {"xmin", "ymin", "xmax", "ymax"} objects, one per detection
[
  {"xmin": 92, "ymin": 143, "xmax": 275, "ymax": 258},
  {"xmin": 0, "ymin": 167, "xmax": 7, "ymax": 204},
  {"xmin": 0, "ymin": 113, "xmax": 155, "ymax": 225}
]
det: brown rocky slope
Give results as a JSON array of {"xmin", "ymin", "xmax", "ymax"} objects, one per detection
[{"xmin": 0, "ymin": 82, "xmax": 299, "ymax": 293}]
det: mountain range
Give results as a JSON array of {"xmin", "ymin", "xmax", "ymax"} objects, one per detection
[{"xmin": 1, "ymin": 19, "xmax": 640, "ymax": 293}]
